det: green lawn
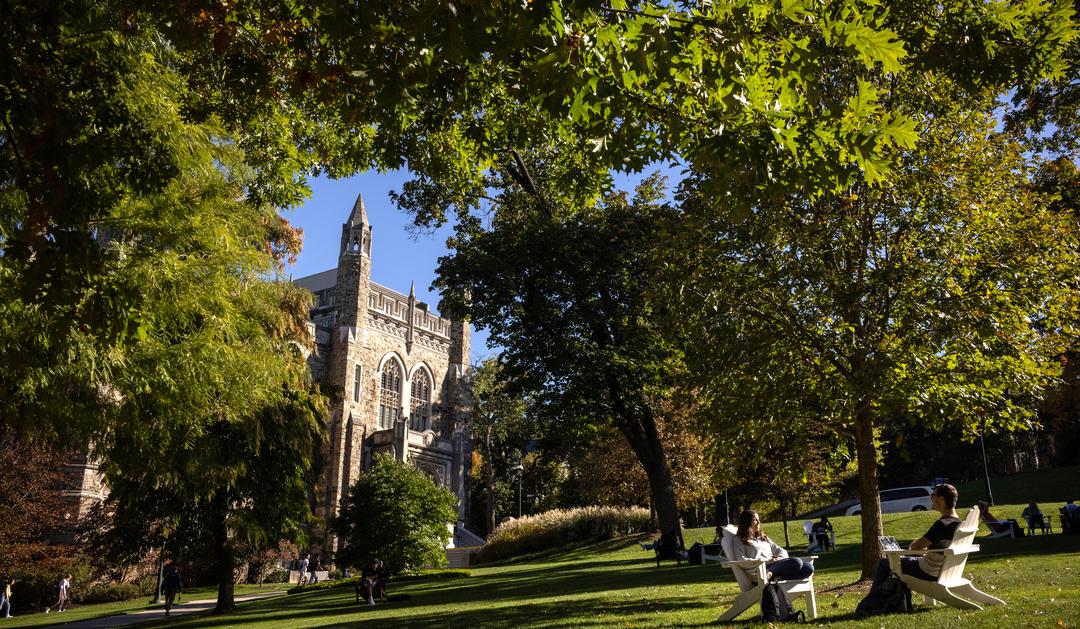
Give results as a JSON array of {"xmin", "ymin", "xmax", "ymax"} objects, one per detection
[
  {"xmin": 143, "ymin": 506, "xmax": 1079, "ymax": 628},
  {"xmin": 1, "ymin": 583, "xmax": 289, "ymax": 628}
]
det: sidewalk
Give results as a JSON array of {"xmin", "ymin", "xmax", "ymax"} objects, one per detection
[{"xmin": 43, "ymin": 592, "xmax": 285, "ymax": 629}]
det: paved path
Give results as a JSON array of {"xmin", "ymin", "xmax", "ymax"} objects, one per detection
[{"xmin": 43, "ymin": 592, "xmax": 285, "ymax": 628}]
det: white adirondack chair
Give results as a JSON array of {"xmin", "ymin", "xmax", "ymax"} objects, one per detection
[
  {"xmin": 883, "ymin": 506, "xmax": 1006, "ymax": 610},
  {"xmin": 716, "ymin": 525, "xmax": 817, "ymax": 621}
]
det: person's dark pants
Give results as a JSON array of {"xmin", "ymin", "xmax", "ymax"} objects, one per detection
[
  {"xmin": 815, "ymin": 533, "xmax": 830, "ymax": 550},
  {"xmin": 164, "ymin": 590, "xmax": 178, "ymax": 612},
  {"xmin": 872, "ymin": 557, "xmax": 934, "ymax": 591},
  {"xmin": 768, "ymin": 557, "xmax": 814, "ymax": 580}
]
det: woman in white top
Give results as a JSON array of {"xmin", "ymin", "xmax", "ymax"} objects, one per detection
[
  {"xmin": 734, "ymin": 510, "xmax": 814, "ymax": 581},
  {"xmin": 46, "ymin": 574, "xmax": 70, "ymax": 613}
]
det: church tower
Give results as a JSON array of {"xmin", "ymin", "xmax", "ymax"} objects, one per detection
[{"xmin": 319, "ymin": 193, "xmax": 373, "ymax": 523}]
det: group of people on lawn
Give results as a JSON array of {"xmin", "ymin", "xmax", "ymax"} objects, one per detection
[
  {"xmin": 726, "ymin": 485, "xmax": 1080, "ymax": 613},
  {"xmin": 727, "ymin": 484, "xmax": 967, "ymax": 596}
]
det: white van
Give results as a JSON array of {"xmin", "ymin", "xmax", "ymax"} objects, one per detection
[{"xmin": 845, "ymin": 486, "xmax": 933, "ymax": 516}]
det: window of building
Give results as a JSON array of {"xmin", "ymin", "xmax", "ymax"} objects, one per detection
[
  {"xmin": 353, "ymin": 364, "xmax": 363, "ymax": 403},
  {"xmin": 410, "ymin": 370, "xmax": 432, "ymax": 432},
  {"xmin": 378, "ymin": 360, "xmax": 402, "ymax": 429}
]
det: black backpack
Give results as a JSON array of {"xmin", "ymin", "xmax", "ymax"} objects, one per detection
[
  {"xmin": 856, "ymin": 573, "xmax": 912, "ymax": 616},
  {"xmin": 761, "ymin": 582, "xmax": 805, "ymax": 622},
  {"xmin": 687, "ymin": 543, "xmax": 703, "ymax": 565}
]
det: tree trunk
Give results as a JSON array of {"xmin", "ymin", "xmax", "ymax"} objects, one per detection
[
  {"xmin": 853, "ymin": 402, "xmax": 883, "ymax": 580},
  {"xmin": 780, "ymin": 494, "xmax": 790, "ymax": 547},
  {"xmin": 211, "ymin": 497, "xmax": 236, "ymax": 614},
  {"xmin": 484, "ymin": 425, "xmax": 496, "ymax": 536},
  {"xmin": 615, "ymin": 402, "xmax": 681, "ymax": 545}
]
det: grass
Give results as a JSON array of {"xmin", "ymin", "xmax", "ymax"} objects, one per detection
[
  {"xmin": 140, "ymin": 504, "xmax": 1080, "ymax": 628},
  {"xmin": 0, "ymin": 583, "xmax": 290, "ymax": 628},
  {"xmin": 10, "ymin": 469, "xmax": 1079, "ymax": 627}
]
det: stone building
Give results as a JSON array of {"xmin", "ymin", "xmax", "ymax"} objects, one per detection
[{"xmin": 294, "ymin": 194, "xmax": 475, "ymax": 545}]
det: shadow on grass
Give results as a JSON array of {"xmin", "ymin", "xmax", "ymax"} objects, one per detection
[{"xmin": 168, "ymin": 590, "xmax": 717, "ymax": 629}]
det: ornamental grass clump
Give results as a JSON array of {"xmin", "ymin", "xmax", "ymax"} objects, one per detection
[{"xmin": 477, "ymin": 506, "xmax": 650, "ymax": 563}]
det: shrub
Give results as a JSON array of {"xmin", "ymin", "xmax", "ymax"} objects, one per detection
[
  {"xmin": 332, "ymin": 454, "xmax": 458, "ymax": 575},
  {"xmin": 81, "ymin": 582, "xmax": 142, "ymax": 604},
  {"xmin": 476, "ymin": 506, "xmax": 651, "ymax": 563}
]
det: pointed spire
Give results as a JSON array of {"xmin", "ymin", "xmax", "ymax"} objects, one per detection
[
  {"xmin": 408, "ymin": 281, "xmax": 416, "ymax": 299},
  {"xmin": 347, "ymin": 192, "xmax": 368, "ymax": 227}
]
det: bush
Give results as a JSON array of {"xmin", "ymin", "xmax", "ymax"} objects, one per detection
[
  {"xmin": 476, "ymin": 506, "xmax": 651, "ymax": 563},
  {"xmin": 81, "ymin": 582, "xmax": 143, "ymax": 604},
  {"xmin": 332, "ymin": 454, "xmax": 458, "ymax": 574},
  {"xmin": 263, "ymin": 567, "xmax": 289, "ymax": 584}
]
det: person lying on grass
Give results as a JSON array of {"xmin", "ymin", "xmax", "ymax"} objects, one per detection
[
  {"xmin": 732, "ymin": 510, "xmax": 814, "ymax": 582},
  {"xmin": 869, "ymin": 483, "xmax": 960, "ymax": 591}
]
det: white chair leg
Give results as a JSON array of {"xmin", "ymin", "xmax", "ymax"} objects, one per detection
[
  {"xmin": 953, "ymin": 582, "xmax": 1005, "ymax": 606},
  {"xmin": 718, "ymin": 587, "xmax": 761, "ymax": 622},
  {"xmin": 935, "ymin": 588, "xmax": 983, "ymax": 610},
  {"xmin": 802, "ymin": 587, "xmax": 817, "ymax": 619}
]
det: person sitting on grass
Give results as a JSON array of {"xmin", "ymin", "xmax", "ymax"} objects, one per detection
[
  {"xmin": 356, "ymin": 558, "xmax": 386, "ymax": 606},
  {"xmin": 732, "ymin": 510, "xmax": 814, "ymax": 582},
  {"xmin": 868, "ymin": 483, "xmax": 959, "ymax": 593}
]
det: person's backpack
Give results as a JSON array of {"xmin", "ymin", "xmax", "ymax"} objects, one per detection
[
  {"xmin": 856, "ymin": 573, "xmax": 912, "ymax": 616},
  {"xmin": 687, "ymin": 543, "xmax": 703, "ymax": 565},
  {"xmin": 761, "ymin": 581, "xmax": 805, "ymax": 622}
]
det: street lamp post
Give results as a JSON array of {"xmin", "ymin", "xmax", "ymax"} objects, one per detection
[
  {"xmin": 980, "ymin": 426, "xmax": 994, "ymax": 506},
  {"xmin": 511, "ymin": 464, "xmax": 524, "ymax": 518},
  {"xmin": 150, "ymin": 540, "xmax": 166, "ymax": 604}
]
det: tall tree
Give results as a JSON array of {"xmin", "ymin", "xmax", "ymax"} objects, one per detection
[
  {"xmin": 672, "ymin": 92, "xmax": 1080, "ymax": 577},
  {"xmin": 471, "ymin": 357, "xmax": 531, "ymax": 535},
  {"xmin": 421, "ymin": 159, "xmax": 691, "ymax": 546}
]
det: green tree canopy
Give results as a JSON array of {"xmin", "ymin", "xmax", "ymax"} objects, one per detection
[
  {"xmin": 671, "ymin": 89, "xmax": 1080, "ymax": 576},
  {"xmin": 332, "ymin": 454, "xmax": 458, "ymax": 575}
]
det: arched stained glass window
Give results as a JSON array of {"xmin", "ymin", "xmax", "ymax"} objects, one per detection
[
  {"xmin": 378, "ymin": 360, "xmax": 402, "ymax": 429},
  {"xmin": 410, "ymin": 370, "xmax": 432, "ymax": 431}
]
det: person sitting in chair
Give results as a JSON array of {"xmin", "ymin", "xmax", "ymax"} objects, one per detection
[
  {"xmin": 1062, "ymin": 500, "xmax": 1080, "ymax": 534},
  {"xmin": 869, "ymin": 483, "xmax": 961, "ymax": 592},
  {"xmin": 1021, "ymin": 502, "xmax": 1045, "ymax": 534},
  {"xmin": 732, "ymin": 510, "xmax": 813, "ymax": 581},
  {"xmin": 811, "ymin": 517, "xmax": 834, "ymax": 551},
  {"xmin": 977, "ymin": 501, "xmax": 1023, "ymax": 537}
]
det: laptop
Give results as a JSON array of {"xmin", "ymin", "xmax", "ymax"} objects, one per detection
[{"xmin": 878, "ymin": 535, "xmax": 902, "ymax": 551}]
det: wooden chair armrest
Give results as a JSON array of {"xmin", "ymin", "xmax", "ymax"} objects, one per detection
[
  {"xmin": 882, "ymin": 549, "xmax": 927, "ymax": 557},
  {"xmin": 942, "ymin": 545, "xmax": 980, "ymax": 556},
  {"xmin": 721, "ymin": 559, "xmax": 765, "ymax": 569}
]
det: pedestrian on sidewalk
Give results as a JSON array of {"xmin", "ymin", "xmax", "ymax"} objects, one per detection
[
  {"xmin": 45, "ymin": 574, "xmax": 71, "ymax": 613},
  {"xmin": 162, "ymin": 563, "xmax": 183, "ymax": 616},
  {"xmin": 0, "ymin": 578, "xmax": 13, "ymax": 618}
]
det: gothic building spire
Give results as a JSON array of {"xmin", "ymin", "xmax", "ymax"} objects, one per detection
[{"xmin": 340, "ymin": 193, "xmax": 372, "ymax": 257}]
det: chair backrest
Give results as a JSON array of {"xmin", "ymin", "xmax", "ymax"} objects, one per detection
[
  {"xmin": 936, "ymin": 506, "xmax": 980, "ymax": 584},
  {"xmin": 720, "ymin": 525, "xmax": 757, "ymax": 591}
]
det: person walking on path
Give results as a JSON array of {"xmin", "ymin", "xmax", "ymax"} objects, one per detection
[
  {"xmin": 297, "ymin": 555, "xmax": 309, "ymax": 586},
  {"xmin": 162, "ymin": 564, "xmax": 182, "ymax": 617},
  {"xmin": 0, "ymin": 578, "xmax": 13, "ymax": 618},
  {"xmin": 45, "ymin": 574, "xmax": 71, "ymax": 613},
  {"xmin": 309, "ymin": 553, "xmax": 320, "ymax": 584}
]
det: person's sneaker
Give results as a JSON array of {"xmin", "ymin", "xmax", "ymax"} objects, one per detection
[{"xmin": 368, "ymin": 597, "xmax": 375, "ymax": 606}]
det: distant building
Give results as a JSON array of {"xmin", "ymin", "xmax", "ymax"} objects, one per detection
[{"xmin": 294, "ymin": 194, "xmax": 474, "ymax": 546}]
